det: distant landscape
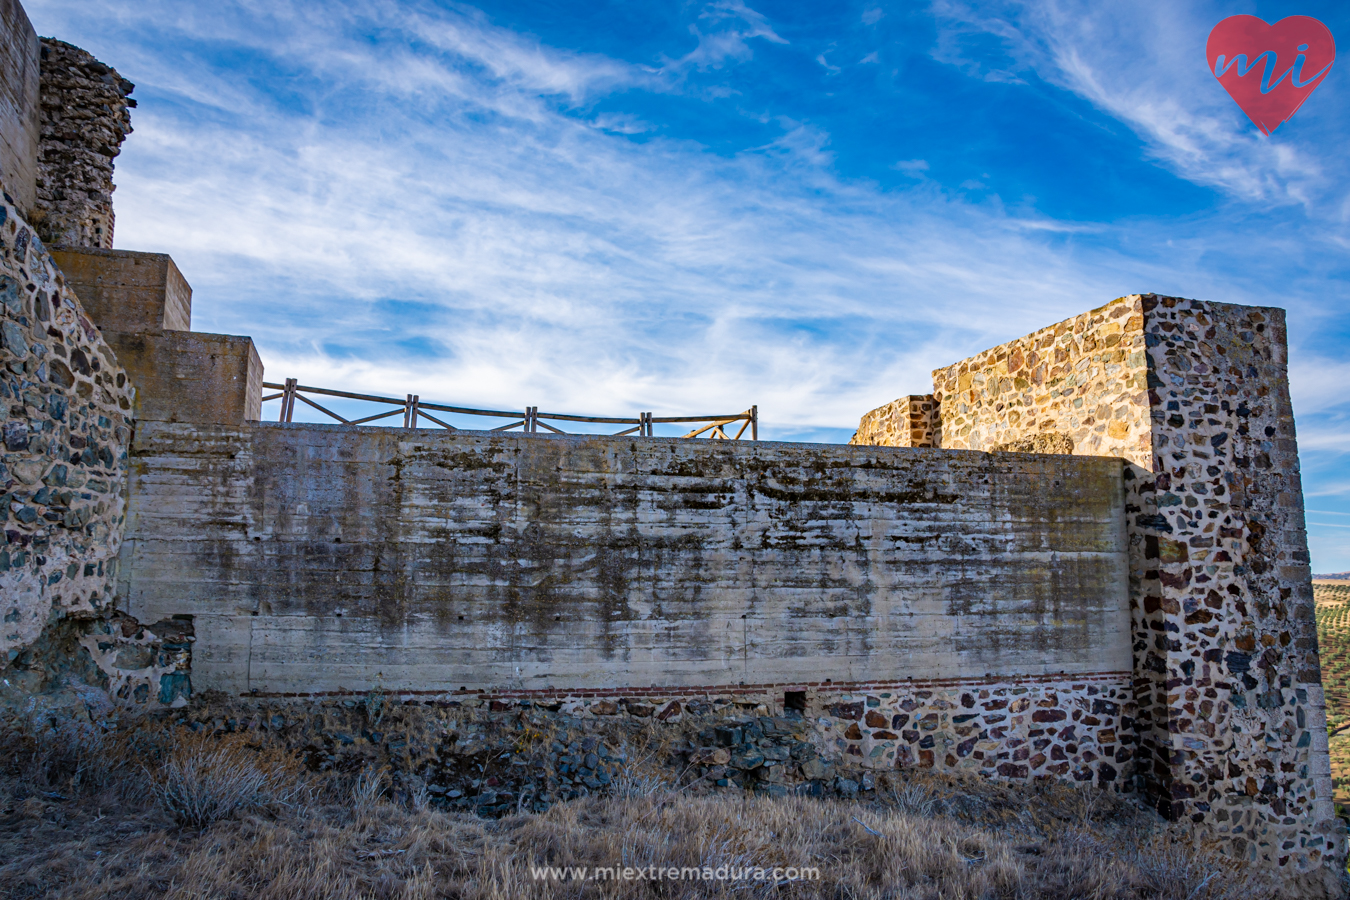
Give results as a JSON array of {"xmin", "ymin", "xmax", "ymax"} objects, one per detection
[{"xmin": 1314, "ymin": 583, "xmax": 1350, "ymax": 811}]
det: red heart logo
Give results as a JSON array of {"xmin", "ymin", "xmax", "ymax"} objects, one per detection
[{"xmin": 1206, "ymin": 15, "xmax": 1335, "ymax": 135}]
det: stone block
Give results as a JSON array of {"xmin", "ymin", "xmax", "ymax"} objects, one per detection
[
  {"xmin": 50, "ymin": 247, "xmax": 191, "ymax": 334},
  {"xmin": 108, "ymin": 330, "xmax": 262, "ymax": 425}
]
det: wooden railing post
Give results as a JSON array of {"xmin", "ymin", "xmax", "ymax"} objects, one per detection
[
  {"xmin": 280, "ymin": 378, "xmax": 298, "ymax": 423},
  {"xmin": 751, "ymin": 405, "xmax": 758, "ymax": 441},
  {"xmin": 404, "ymin": 394, "xmax": 420, "ymax": 428}
]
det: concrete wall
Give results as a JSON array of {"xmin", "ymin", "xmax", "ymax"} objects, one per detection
[
  {"xmin": 931, "ymin": 294, "xmax": 1343, "ymax": 892},
  {"xmin": 120, "ymin": 424, "xmax": 1128, "ymax": 695},
  {"xmin": 118, "ymin": 422, "xmax": 1134, "ymax": 783},
  {"xmin": 51, "ymin": 247, "xmax": 263, "ymax": 426},
  {"xmin": 0, "ymin": 0, "xmax": 37, "ymax": 214}
]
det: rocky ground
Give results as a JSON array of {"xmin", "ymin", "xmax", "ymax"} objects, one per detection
[{"xmin": 140, "ymin": 692, "xmax": 914, "ymax": 817}]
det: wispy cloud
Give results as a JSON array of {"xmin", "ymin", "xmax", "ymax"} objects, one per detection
[
  {"xmin": 665, "ymin": 0, "xmax": 786, "ymax": 74},
  {"xmin": 930, "ymin": 0, "xmax": 1345, "ymax": 211},
  {"xmin": 22, "ymin": 0, "xmax": 1350, "ymax": 568},
  {"xmin": 30, "ymin": 0, "xmax": 1158, "ymax": 422}
]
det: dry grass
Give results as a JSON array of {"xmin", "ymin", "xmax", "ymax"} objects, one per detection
[
  {"xmin": 148, "ymin": 731, "xmax": 311, "ymax": 827},
  {"xmin": 0, "ymin": 706, "xmax": 1272, "ymax": 900}
]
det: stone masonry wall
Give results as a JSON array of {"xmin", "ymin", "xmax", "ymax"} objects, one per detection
[
  {"xmin": 460, "ymin": 673, "xmax": 1137, "ymax": 790},
  {"xmin": 848, "ymin": 394, "xmax": 937, "ymax": 448},
  {"xmin": 222, "ymin": 671, "xmax": 1136, "ymax": 803},
  {"xmin": 33, "ymin": 39, "xmax": 134, "ymax": 249},
  {"xmin": 931, "ymin": 294, "xmax": 1343, "ymax": 893},
  {"xmin": 139, "ymin": 687, "xmax": 1139, "ymax": 817},
  {"xmin": 0, "ymin": 191, "xmax": 134, "ymax": 676},
  {"xmin": 931, "ymin": 296, "xmax": 1151, "ymax": 463}
]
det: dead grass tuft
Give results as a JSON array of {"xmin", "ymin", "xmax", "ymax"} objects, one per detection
[{"xmin": 147, "ymin": 729, "xmax": 310, "ymax": 828}]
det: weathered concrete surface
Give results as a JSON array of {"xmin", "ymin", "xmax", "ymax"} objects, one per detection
[
  {"xmin": 50, "ymin": 248, "xmax": 191, "ymax": 333},
  {"xmin": 119, "ymin": 423, "xmax": 1129, "ymax": 697},
  {"xmin": 100, "ymin": 330, "xmax": 262, "ymax": 425},
  {"xmin": 0, "ymin": 0, "xmax": 37, "ymax": 214},
  {"xmin": 51, "ymin": 246, "xmax": 262, "ymax": 426}
]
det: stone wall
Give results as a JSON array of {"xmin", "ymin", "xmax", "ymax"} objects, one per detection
[
  {"xmin": 33, "ymin": 39, "xmax": 134, "ymax": 249},
  {"xmin": 445, "ymin": 672, "xmax": 1136, "ymax": 789},
  {"xmin": 848, "ymin": 394, "xmax": 937, "ymax": 448},
  {"xmin": 0, "ymin": 192, "xmax": 135, "ymax": 676},
  {"xmin": 152, "ymin": 675, "xmax": 1137, "ymax": 816},
  {"xmin": 0, "ymin": 0, "xmax": 37, "ymax": 215},
  {"xmin": 117, "ymin": 421, "xmax": 1132, "ymax": 781},
  {"xmin": 931, "ymin": 294, "xmax": 1342, "ymax": 891},
  {"xmin": 931, "ymin": 297, "xmax": 1151, "ymax": 462}
]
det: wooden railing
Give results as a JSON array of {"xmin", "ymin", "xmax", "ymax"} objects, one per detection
[{"xmin": 261, "ymin": 380, "xmax": 758, "ymax": 440}]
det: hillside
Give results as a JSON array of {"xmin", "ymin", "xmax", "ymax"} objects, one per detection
[{"xmin": 1314, "ymin": 583, "xmax": 1350, "ymax": 809}]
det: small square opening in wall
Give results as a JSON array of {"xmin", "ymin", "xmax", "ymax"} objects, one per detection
[{"xmin": 784, "ymin": 690, "xmax": 806, "ymax": 711}]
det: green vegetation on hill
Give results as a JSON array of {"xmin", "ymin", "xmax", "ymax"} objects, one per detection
[
  {"xmin": 1315, "ymin": 585, "xmax": 1350, "ymax": 733},
  {"xmin": 1314, "ymin": 583, "xmax": 1350, "ymax": 808}
]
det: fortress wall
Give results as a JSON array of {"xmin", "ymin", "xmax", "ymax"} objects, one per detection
[
  {"xmin": 932, "ymin": 294, "xmax": 1342, "ymax": 889},
  {"xmin": 0, "ymin": 192, "xmax": 134, "ymax": 677},
  {"xmin": 0, "ymin": 0, "xmax": 37, "ymax": 215},
  {"xmin": 931, "ymin": 296, "xmax": 1152, "ymax": 461},
  {"xmin": 119, "ymin": 421, "xmax": 1135, "ymax": 784},
  {"xmin": 34, "ymin": 39, "xmax": 134, "ymax": 249},
  {"xmin": 847, "ymin": 394, "xmax": 937, "ymax": 448}
]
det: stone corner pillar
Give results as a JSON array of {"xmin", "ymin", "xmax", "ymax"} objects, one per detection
[
  {"xmin": 922, "ymin": 291, "xmax": 1344, "ymax": 890},
  {"xmin": 1132, "ymin": 295, "xmax": 1343, "ymax": 888}
]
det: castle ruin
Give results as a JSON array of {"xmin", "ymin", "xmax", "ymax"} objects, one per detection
[{"xmin": 0, "ymin": 1, "xmax": 1342, "ymax": 894}]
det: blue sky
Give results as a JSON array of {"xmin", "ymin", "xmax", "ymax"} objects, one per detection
[{"xmin": 26, "ymin": 0, "xmax": 1350, "ymax": 571}]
